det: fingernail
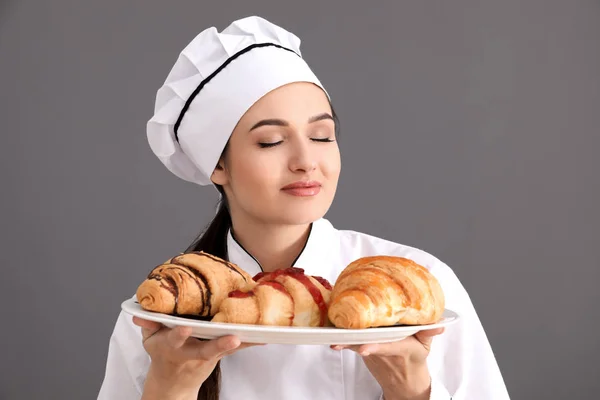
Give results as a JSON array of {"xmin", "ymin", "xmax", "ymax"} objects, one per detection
[
  {"xmin": 331, "ymin": 345, "xmax": 342, "ymax": 350},
  {"xmin": 360, "ymin": 351, "xmax": 370, "ymax": 356}
]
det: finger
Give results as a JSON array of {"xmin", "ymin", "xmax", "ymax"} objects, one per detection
[
  {"xmin": 330, "ymin": 344, "xmax": 363, "ymax": 353},
  {"xmin": 359, "ymin": 328, "xmax": 446, "ymax": 356},
  {"xmin": 414, "ymin": 327, "xmax": 445, "ymax": 346},
  {"xmin": 332, "ymin": 341, "xmax": 401, "ymax": 357},
  {"xmin": 220, "ymin": 342, "xmax": 266, "ymax": 358},
  {"xmin": 186, "ymin": 335, "xmax": 241, "ymax": 361},
  {"xmin": 414, "ymin": 327, "xmax": 445, "ymax": 341},
  {"xmin": 358, "ymin": 342, "xmax": 399, "ymax": 356},
  {"xmin": 418, "ymin": 327, "xmax": 445, "ymax": 337},
  {"xmin": 132, "ymin": 316, "xmax": 162, "ymax": 331},
  {"xmin": 239, "ymin": 342, "xmax": 266, "ymax": 349},
  {"xmin": 330, "ymin": 328, "xmax": 445, "ymax": 355},
  {"xmin": 133, "ymin": 317, "xmax": 163, "ymax": 342},
  {"xmin": 165, "ymin": 326, "xmax": 193, "ymax": 349}
]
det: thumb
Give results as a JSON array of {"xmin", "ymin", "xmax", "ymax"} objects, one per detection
[{"xmin": 190, "ymin": 335, "xmax": 241, "ymax": 361}]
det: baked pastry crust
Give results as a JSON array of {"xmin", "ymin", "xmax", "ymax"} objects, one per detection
[
  {"xmin": 136, "ymin": 251, "xmax": 254, "ymax": 317},
  {"xmin": 328, "ymin": 256, "xmax": 445, "ymax": 329}
]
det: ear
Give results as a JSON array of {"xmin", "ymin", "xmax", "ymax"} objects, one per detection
[{"xmin": 210, "ymin": 158, "xmax": 229, "ymax": 186}]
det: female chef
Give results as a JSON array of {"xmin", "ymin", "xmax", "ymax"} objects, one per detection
[{"xmin": 97, "ymin": 16, "xmax": 510, "ymax": 400}]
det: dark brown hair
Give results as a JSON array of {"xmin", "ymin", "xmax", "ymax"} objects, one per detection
[{"xmin": 184, "ymin": 185, "xmax": 230, "ymax": 400}]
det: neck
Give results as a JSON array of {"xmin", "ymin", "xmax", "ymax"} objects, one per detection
[{"xmin": 230, "ymin": 217, "xmax": 312, "ymax": 273}]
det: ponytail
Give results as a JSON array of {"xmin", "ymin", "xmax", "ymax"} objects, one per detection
[
  {"xmin": 185, "ymin": 188, "xmax": 230, "ymax": 400},
  {"xmin": 185, "ymin": 196, "xmax": 231, "ymax": 258}
]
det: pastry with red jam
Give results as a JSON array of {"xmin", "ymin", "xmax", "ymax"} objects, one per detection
[{"xmin": 212, "ymin": 267, "xmax": 332, "ymax": 327}]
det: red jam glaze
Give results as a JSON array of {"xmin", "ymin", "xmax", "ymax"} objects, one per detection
[
  {"xmin": 253, "ymin": 271, "xmax": 267, "ymax": 281},
  {"xmin": 259, "ymin": 280, "xmax": 288, "ymax": 295},
  {"xmin": 253, "ymin": 267, "xmax": 327, "ymax": 326},
  {"xmin": 312, "ymin": 275, "xmax": 333, "ymax": 290},
  {"xmin": 228, "ymin": 290, "xmax": 254, "ymax": 298}
]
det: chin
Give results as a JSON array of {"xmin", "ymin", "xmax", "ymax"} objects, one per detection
[{"xmin": 270, "ymin": 202, "xmax": 331, "ymax": 226}]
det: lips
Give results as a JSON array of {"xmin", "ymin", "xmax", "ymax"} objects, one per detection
[
  {"xmin": 282, "ymin": 181, "xmax": 321, "ymax": 190},
  {"xmin": 281, "ymin": 180, "xmax": 322, "ymax": 197}
]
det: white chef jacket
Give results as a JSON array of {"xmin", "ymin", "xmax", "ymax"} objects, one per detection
[{"xmin": 97, "ymin": 218, "xmax": 510, "ymax": 399}]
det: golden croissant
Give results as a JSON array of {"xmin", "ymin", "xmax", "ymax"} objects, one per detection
[
  {"xmin": 136, "ymin": 251, "xmax": 254, "ymax": 317},
  {"xmin": 328, "ymin": 256, "xmax": 445, "ymax": 329},
  {"xmin": 212, "ymin": 267, "xmax": 333, "ymax": 327}
]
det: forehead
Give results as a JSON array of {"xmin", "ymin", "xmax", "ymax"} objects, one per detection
[{"xmin": 239, "ymin": 82, "xmax": 331, "ymax": 125}]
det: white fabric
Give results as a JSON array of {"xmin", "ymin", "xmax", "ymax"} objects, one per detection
[
  {"xmin": 146, "ymin": 16, "xmax": 327, "ymax": 186},
  {"xmin": 97, "ymin": 218, "xmax": 510, "ymax": 399}
]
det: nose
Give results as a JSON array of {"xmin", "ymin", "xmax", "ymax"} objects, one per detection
[{"xmin": 288, "ymin": 140, "xmax": 317, "ymax": 173}]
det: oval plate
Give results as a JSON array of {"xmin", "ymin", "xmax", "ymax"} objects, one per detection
[{"xmin": 122, "ymin": 298, "xmax": 459, "ymax": 345}]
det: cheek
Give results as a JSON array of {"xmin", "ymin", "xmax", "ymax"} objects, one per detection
[
  {"xmin": 322, "ymin": 147, "xmax": 342, "ymax": 179},
  {"xmin": 230, "ymin": 152, "xmax": 280, "ymax": 194}
]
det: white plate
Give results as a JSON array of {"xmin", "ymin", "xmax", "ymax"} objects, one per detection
[{"xmin": 121, "ymin": 298, "xmax": 459, "ymax": 345}]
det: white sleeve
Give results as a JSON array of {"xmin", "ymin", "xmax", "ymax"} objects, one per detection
[
  {"xmin": 97, "ymin": 309, "xmax": 150, "ymax": 400},
  {"xmin": 428, "ymin": 376, "xmax": 451, "ymax": 399},
  {"xmin": 426, "ymin": 265, "xmax": 511, "ymax": 400},
  {"xmin": 376, "ymin": 376, "xmax": 451, "ymax": 400},
  {"xmin": 376, "ymin": 261, "xmax": 510, "ymax": 400}
]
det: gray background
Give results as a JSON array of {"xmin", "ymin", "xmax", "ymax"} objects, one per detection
[{"xmin": 1, "ymin": 1, "xmax": 598, "ymax": 399}]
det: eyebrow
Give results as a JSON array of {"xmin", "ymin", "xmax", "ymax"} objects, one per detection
[{"xmin": 249, "ymin": 112, "xmax": 334, "ymax": 132}]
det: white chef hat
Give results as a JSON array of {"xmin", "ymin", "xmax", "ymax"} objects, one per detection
[{"xmin": 146, "ymin": 16, "xmax": 329, "ymax": 186}]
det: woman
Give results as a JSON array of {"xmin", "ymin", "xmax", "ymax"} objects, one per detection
[{"xmin": 98, "ymin": 16, "xmax": 510, "ymax": 400}]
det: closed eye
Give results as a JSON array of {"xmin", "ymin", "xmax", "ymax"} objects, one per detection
[
  {"xmin": 258, "ymin": 141, "xmax": 283, "ymax": 148},
  {"xmin": 259, "ymin": 138, "xmax": 334, "ymax": 148},
  {"xmin": 311, "ymin": 138, "xmax": 335, "ymax": 143}
]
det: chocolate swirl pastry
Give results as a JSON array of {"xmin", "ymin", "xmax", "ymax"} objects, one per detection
[
  {"xmin": 136, "ymin": 251, "xmax": 254, "ymax": 317},
  {"xmin": 328, "ymin": 256, "xmax": 445, "ymax": 329}
]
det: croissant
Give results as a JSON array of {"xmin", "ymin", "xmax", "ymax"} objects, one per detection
[
  {"xmin": 136, "ymin": 251, "xmax": 254, "ymax": 317},
  {"xmin": 212, "ymin": 267, "xmax": 333, "ymax": 327},
  {"xmin": 328, "ymin": 256, "xmax": 445, "ymax": 329}
]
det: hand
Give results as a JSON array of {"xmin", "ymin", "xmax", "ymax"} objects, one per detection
[
  {"xmin": 331, "ymin": 328, "xmax": 445, "ymax": 400},
  {"xmin": 133, "ymin": 316, "xmax": 263, "ymax": 400}
]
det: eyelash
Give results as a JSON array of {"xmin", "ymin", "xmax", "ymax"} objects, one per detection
[{"xmin": 258, "ymin": 138, "xmax": 335, "ymax": 148}]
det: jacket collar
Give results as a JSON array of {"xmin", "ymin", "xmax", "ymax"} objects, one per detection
[{"xmin": 226, "ymin": 218, "xmax": 337, "ymax": 280}]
